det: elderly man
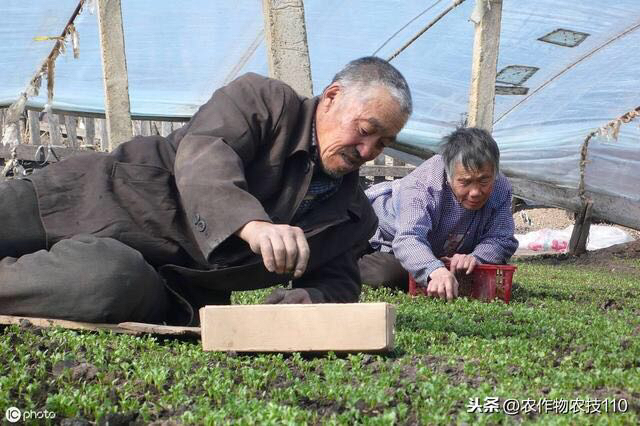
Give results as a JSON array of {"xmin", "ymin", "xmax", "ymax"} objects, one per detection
[
  {"xmin": 0, "ymin": 56, "xmax": 412, "ymax": 325},
  {"xmin": 358, "ymin": 127, "xmax": 518, "ymax": 300}
]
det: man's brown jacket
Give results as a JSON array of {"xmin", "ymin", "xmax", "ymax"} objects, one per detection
[{"xmin": 26, "ymin": 73, "xmax": 378, "ymax": 309}]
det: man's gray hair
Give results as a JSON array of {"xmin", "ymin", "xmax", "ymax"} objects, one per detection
[
  {"xmin": 329, "ymin": 56, "xmax": 412, "ymax": 116},
  {"xmin": 440, "ymin": 127, "xmax": 500, "ymax": 181}
]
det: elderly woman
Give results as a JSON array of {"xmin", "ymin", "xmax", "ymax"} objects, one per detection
[{"xmin": 358, "ymin": 127, "xmax": 518, "ymax": 300}]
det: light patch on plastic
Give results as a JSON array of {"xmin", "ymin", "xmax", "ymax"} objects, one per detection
[
  {"xmin": 495, "ymin": 86, "xmax": 529, "ymax": 95},
  {"xmin": 538, "ymin": 28, "xmax": 590, "ymax": 47},
  {"xmin": 496, "ymin": 65, "xmax": 539, "ymax": 86}
]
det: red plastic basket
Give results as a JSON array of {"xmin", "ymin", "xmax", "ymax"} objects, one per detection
[{"xmin": 408, "ymin": 263, "xmax": 517, "ymax": 303}]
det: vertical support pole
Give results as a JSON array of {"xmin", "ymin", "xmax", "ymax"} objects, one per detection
[
  {"xmin": 18, "ymin": 117, "xmax": 26, "ymax": 145},
  {"xmin": 97, "ymin": 0, "xmax": 133, "ymax": 150},
  {"xmin": 132, "ymin": 120, "xmax": 141, "ymax": 136},
  {"xmin": 28, "ymin": 110, "xmax": 41, "ymax": 145},
  {"xmin": 100, "ymin": 119, "xmax": 109, "ymax": 150},
  {"xmin": 141, "ymin": 120, "xmax": 151, "ymax": 136},
  {"xmin": 65, "ymin": 115, "xmax": 78, "ymax": 147},
  {"xmin": 0, "ymin": 109, "xmax": 5, "ymax": 142},
  {"xmin": 95, "ymin": 118, "xmax": 107, "ymax": 150},
  {"xmin": 569, "ymin": 201, "xmax": 593, "ymax": 256},
  {"xmin": 150, "ymin": 121, "xmax": 158, "ymax": 135},
  {"xmin": 161, "ymin": 121, "xmax": 172, "ymax": 137},
  {"xmin": 262, "ymin": 0, "xmax": 313, "ymax": 97},
  {"xmin": 468, "ymin": 0, "xmax": 503, "ymax": 132},
  {"xmin": 84, "ymin": 117, "xmax": 95, "ymax": 146},
  {"xmin": 48, "ymin": 113, "xmax": 62, "ymax": 145},
  {"xmin": 373, "ymin": 155, "xmax": 385, "ymax": 184}
]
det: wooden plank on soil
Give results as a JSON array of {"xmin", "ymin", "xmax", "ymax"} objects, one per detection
[
  {"xmin": 200, "ymin": 303, "xmax": 396, "ymax": 353},
  {"xmin": 0, "ymin": 314, "xmax": 132, "ymax": 334},
  {"xmin": 118, "ymin": 322, "xmax": 201, "ymax": 337},
  {"xmin": 0, "ymin": 315, "xmax": 201, "ymax": 338}
]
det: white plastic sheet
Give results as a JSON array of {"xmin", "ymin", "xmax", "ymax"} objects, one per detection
[
  {"xmin": 0, "ymin": 0, "xmax": 638, "ymax": 200},
  {"xmin": 515, "ymin": 225, "xmax": 634, "ymax": 253}
]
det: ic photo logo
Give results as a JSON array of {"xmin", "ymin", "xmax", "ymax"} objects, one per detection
[
  {"xmin": 5, "ymin": 407, "xmax": 21, "ymax": 423},
  {"xmin": 5, "ymin": 406, "xmax": 56, "ymax": 422}
]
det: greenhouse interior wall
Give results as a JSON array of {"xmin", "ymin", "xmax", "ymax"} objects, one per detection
[{"xmin": 1, "ymin": 0, "xmax": 638, "ymax": 228}]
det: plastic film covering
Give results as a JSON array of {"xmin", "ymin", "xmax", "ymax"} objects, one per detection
[{"xmin": 0, "ymin": 0, "xmax": 638, "ymax": 200}]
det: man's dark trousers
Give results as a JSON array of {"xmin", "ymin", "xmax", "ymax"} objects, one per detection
[{"xmin": 0, "ymin": 178, "xmax": 168, "ymax": 323}]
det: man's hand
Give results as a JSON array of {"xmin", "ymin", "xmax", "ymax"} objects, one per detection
[
  {"xmin": 426, "ymin": 267, "xmax": 459, "ymax": 301},
  {"xmin": 443, "ymin": 253, "xmax": 477, "ymax": 275},
  {"xmin": 264, "ymin": 288, "xmax": 312, "ymax": 304},
  {"xmin": 236, "ymin": 221, "xmax": 310, "ymax": 278}
]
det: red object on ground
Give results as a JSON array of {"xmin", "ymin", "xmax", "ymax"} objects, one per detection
[{"xmin": 408, "ymin": 263, "xmax": 517, "ymax": 303}]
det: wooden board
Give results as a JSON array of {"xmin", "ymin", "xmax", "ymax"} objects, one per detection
[
  {"xmin": 200, "ymin": 303, "xmax": 396, "ymax": 353},
  {"xmin": 0, "ymin": 314, "xmax": 130, "ymax": 334},
  {"xmin": 117, "ymin": 322, "xmax": 201, "ymax": 337},
  {"xmin": 0, "ymin": 315, "xmax": 201, "ymax": 338}
]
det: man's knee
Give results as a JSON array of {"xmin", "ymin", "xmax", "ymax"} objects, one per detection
[
  {"xmin": 0, "ymin": 235, "xmax": 167, "ymax": 323},
  {"xmin": 56, "ymin": 235, "xmax": 168, "ymax": 323}
]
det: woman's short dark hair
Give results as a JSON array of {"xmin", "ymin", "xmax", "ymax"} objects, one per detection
[{"xmin": 440, "ymin": 127, "xmax": 500, "ymax": 181}]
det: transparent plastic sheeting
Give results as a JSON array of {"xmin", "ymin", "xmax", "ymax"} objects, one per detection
[{"xmin": 0, "ymin": 0, "xmax": 638, "ymax": 200}]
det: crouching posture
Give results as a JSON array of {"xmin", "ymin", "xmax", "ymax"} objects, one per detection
[
  {"xmin": 358, "ymin": 127, "xmax": 518, "ymax": 300},
  {"xmin": 0, "ymin": 56, "xmax": 412, "ymax": 324}
]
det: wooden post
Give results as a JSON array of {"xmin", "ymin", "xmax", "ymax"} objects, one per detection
[
  {"xmin": 161, "ymin": 121, "xmax": 173, "ymax": 137},
  {"xmin": 95, "ymin": 118, "xmax": 108, "ymax": 150},
  {"xmin": 373, "ymin": 155, "xmax": 385, "ymax": 184},
  {"xmin": 141, "ymin": 120, "xmax": 151, "ymax": 136},
  {"xmin": 48, "ymin": 113, "xmax": 62, "ymax": 145},
  {"xmin": 18, "ymin": 117, "xmax": 26, "ymax": 145},
  {"xmin": 262, "ymin": 0, "xmax": 313, "ymax": 97},
  {"xmin": 84, "ymin": 117, "xmax": 95, "ymax": 146},
  {"xmin": 0, "ymin": 109, "xmax": 4, "ymax": 141},
  {"xmin": 97, "ymin": 0, "xmax": 133, "ymax": 150},
  {"xmin": 100, "ymin": 119, "xmax": 109, "ymax": 150},
  {"xmin": 65, "ymin": 115, "xmax": 78, "ymax": 147},
  {"xmin": 28, "ymin": 110, "xmax": 41, "ymax": 145},
  {"xmin": 132, "ymin": 120, "xmax": 141, "ymax": 136},
  {"xmin": 569, "ymin": 200, "xmax": 593, "ymax": 255},
  {"xmin": 468, "ymin": 0, "xmax": 503, "ymax": 132}
]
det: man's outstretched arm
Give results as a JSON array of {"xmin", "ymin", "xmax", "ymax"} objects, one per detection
[{"xmin": 174, "ymin": 73, "xmax": 306, "ymax": 273}]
